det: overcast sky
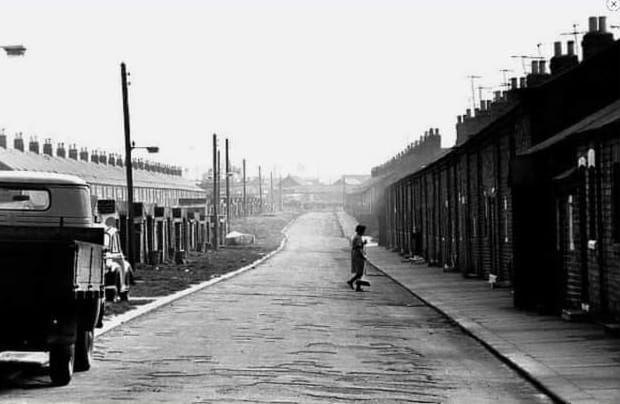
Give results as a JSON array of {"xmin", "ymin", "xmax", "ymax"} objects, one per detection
[{"xmin": 0, "ymin": 1, "xmax": 615, "ymax": 182}]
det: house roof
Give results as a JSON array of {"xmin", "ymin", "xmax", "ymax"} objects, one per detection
[
  {"xmin": 0, "ymin": 148, "xmax": 203, "ymax": 192},
  {"xmin": 524, "ymin": 98, "xmax": 620, "ymax": 155}
]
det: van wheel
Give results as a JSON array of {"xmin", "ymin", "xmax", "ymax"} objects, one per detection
[
  {"xmin": 49, "ymin": 344, "xmax": 74, "ymax": 386},
  {"xmin": 74, "ymin": 330, "xmax": 94, "ymax": 372}
]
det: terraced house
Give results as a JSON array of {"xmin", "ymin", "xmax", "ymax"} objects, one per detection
[
  {"xmin": 346, "ymin": 16, "xmax": 620, "ymax": 322},
  {"xmin": 0, "ymin": 133, "xmax": 219, "ymax": 264}
]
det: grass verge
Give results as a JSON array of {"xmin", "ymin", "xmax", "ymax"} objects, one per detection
[{"xmin": 103, "ymin": 211, "xmax": 297, "ymax": 317}]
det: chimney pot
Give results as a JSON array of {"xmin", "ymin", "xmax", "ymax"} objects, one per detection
[
  {"xmin": 589, "ymin": 16, "xmax": 598, "ymax": 32},
  {"xmin": 598, "ymin": 16, "xmax": 607, "ymax": 33},
  {"xmin": 539, "ymin": 60, "xmax": 547, "ymax": 74},
  {"xmin": 554, "ymin": 41, "xmax": 562, "ymax": 57},
  {"xmin": 510, "ymin": 77, "xmax": 518, "ymax": 90},
  {"xmin": 466, "ymin": 108, "xmax": 472, "ymax": 117},
  {"xmin": 531, "ymin": 60, "xmax": 539, "ymax": 75},
  {"xmin": 567, "ymin": 41, "xmax": 575, "ymax": 56}
]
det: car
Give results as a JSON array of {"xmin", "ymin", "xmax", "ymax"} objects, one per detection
[{"xmin": 103, "ymin": 225, "xmax": 132, "ymax": 302}]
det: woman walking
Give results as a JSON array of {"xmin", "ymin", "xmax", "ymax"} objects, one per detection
[{"xmin": 347, "ymin": 224, "xmax": 367, "ymax": 291}]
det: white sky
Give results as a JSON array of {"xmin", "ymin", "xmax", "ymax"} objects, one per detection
[{"xmin": 0, "ymin": 0, "xmax": 615, "ymax": 183}]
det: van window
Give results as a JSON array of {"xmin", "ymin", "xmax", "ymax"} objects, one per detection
[{"xmin": 0, "ymin": 188, "xmax": 50, "ymax": 210}]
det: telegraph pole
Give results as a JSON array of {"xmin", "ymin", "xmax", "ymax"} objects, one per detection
[
  {"xmin": 342, "ymin": 175, "xmax": 346, "ymax": 210},
  {"xmin": 242, "ymin": 158, "xmax": 247, "ymax": 216},
  {"xmin": 212, "ymin": 134, "xmax": 218, "ymax": 250},
  {"xmin": 258, "ymin": 165, "xmax": 263, "ymax": 213},
  {"xmin": 279, "ymin": 172, "xmax": 282, "ymax": 211},
  {"xmin": 121, "ymin": 62, "xmax": 136, "ymax": 269},
  {"xmin": 225, "ymin": 138, "xmax": 230, "ymax": 233},
  {"xmin": 270, "ymin": 171, "xmax": 274, "ymax": 212}
]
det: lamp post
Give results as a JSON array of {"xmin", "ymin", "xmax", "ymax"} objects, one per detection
[{"xmin": 121, "ymin": 62, "xmax": 159, "ymax": 270}]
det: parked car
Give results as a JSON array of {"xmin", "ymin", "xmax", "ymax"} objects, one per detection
[
  {"xmin": 103, "ymin": 225, "xmax": 132, "ymax": 302},
  {"xmin": 0, "ymin": 171, "xmax": 105, "ymax": 386}
]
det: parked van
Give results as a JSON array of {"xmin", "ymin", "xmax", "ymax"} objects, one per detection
[{"xmin": 0, "ymin": 171, "xmax": 104, "ymax": 386}]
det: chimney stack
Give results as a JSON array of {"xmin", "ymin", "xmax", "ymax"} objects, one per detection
[
  {"xmin": 0, "ymin": 129, "xmax": 6, "ymax": 149},
  {"xmin": 68, "ymin": 144, "xmax": 78, "ymax": 160},
  {"xmin": 531, "ymin": 60, "xmax": 539, "ymax": 75},
  {"xmin": 108, "ymin": 153, "xmax": 116, "ymax": 166},
  {"xmin": 99, "ymin": 151, "xmax": 107, "ymax": 165},
  {"xmin": 14, "ymin": 133, "xmax": 24, "ymax": 152},
  {"xmin": 43, "ymin": 138, "xmax": 53, "ymax": 156},
  {"xmin": 116, "ymin": 155, "xmax": 124, "ymax": 167},
  {"xmin": 90, "ymin": 150, "xmax": 99, "ymax": 163},
  {"xmin": 519, "ymin": 77, "xmax": 526, "ymax": 88},
  {"xmin": 29, "ymin": 137, "xmax": 39, "ymax": 154},
  {"xmin": 550, "ymin": 41, "xmax": 578, "ymax": 75},
  {"xmin": 56, "ymin": 142, "xmax": 66, "ymax": 158},
  {"xmin": 79, "ymin": 148, "xmax": 89, "ymax": 161},
  {"xmin": 582, "ymin": 16, "xmax": 614, "ymax": 60}
]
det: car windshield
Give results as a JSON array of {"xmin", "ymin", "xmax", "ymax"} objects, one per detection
[{"xmin": 0, "ymin": 187, "xmax": 50, "ymax": 210}]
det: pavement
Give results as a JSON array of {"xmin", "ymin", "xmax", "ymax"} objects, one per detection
[
  {"xmin": 0, "ymin": 212, "xmax": 550, "ymax": 403},
  {"xmin": 337, "ymin": 211, "xmax": 620, "ymax": 404}
]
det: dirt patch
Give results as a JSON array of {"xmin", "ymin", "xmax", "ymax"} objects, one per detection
[{"xmin": 104, "ymin": 212, "xmax": 297, "ymax": 317}]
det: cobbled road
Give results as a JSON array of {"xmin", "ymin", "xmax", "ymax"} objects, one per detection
[{"xmin": 0, "ymin": 212, "xmax": 551, "ymax": 403}]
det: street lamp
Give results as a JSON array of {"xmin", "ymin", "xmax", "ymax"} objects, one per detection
[
  {"xmin": 121, "ymin": 62, "xmax": 159, "ymax": 270},
  {"xmin": 1, "ymin": 45, "xmax": 26, "ymax": 57}
]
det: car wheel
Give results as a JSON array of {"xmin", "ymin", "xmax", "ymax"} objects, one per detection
[
  {"xmin": 74, "ymin": 330, "xmax": 94, "ymax": 372},
  {"xmin": 104, "ymin": 288, "xmax": 116, "ymax": 302},
  {"xmin": 49, "ymin": 344, "xmax": 74, "ymax": 386},
  {"xmin": 118, "ymin": 271, "xmax": 130, "ymax": 302}
]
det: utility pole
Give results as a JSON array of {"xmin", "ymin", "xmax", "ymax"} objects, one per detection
[
  {"xmin": 342, "ymin": 174, "xmax": 346, "ymax": 210},
  {"xmin": 212, "ymin": 134, "xmax": 218, "ymax": 250},
  {"xmin": 242, "ymin": 158, "xmax": 247, "ymax": 216},
  {"xmin": 279, "ymin": 172, "xmax": 282, "ymax": 211},
  {"xmin": 270, "ymin": 171, "xmax": 274, "ymax": 213},
  {"xmin": 258, "ymin": 165, "xmax": 263, "ymax": 213},
  {"xmin": 121, "ymin": 62, "xmax": 136, "ymax": 269},
  {"xmin": 225, "ymin": 138, "xmax": 230, "ymax": 233}
]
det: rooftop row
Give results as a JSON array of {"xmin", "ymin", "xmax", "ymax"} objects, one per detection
[{"xmin": 0, "ymin": 131, "xmax": 183, "ymax": 176}]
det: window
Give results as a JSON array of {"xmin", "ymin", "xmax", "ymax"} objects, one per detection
[{"xmin": 0, "ymin": 188, "xmax": 50, "ymax": 210}]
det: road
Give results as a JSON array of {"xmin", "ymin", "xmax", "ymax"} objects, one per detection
[{"xmin": 0, "ymin": 212, "xmax": 551, "ymax": 403}]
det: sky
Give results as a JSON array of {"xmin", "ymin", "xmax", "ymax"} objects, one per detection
[{"xmin": 0, "ymin": 0, "xmax": 616, "ymax": 183}]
